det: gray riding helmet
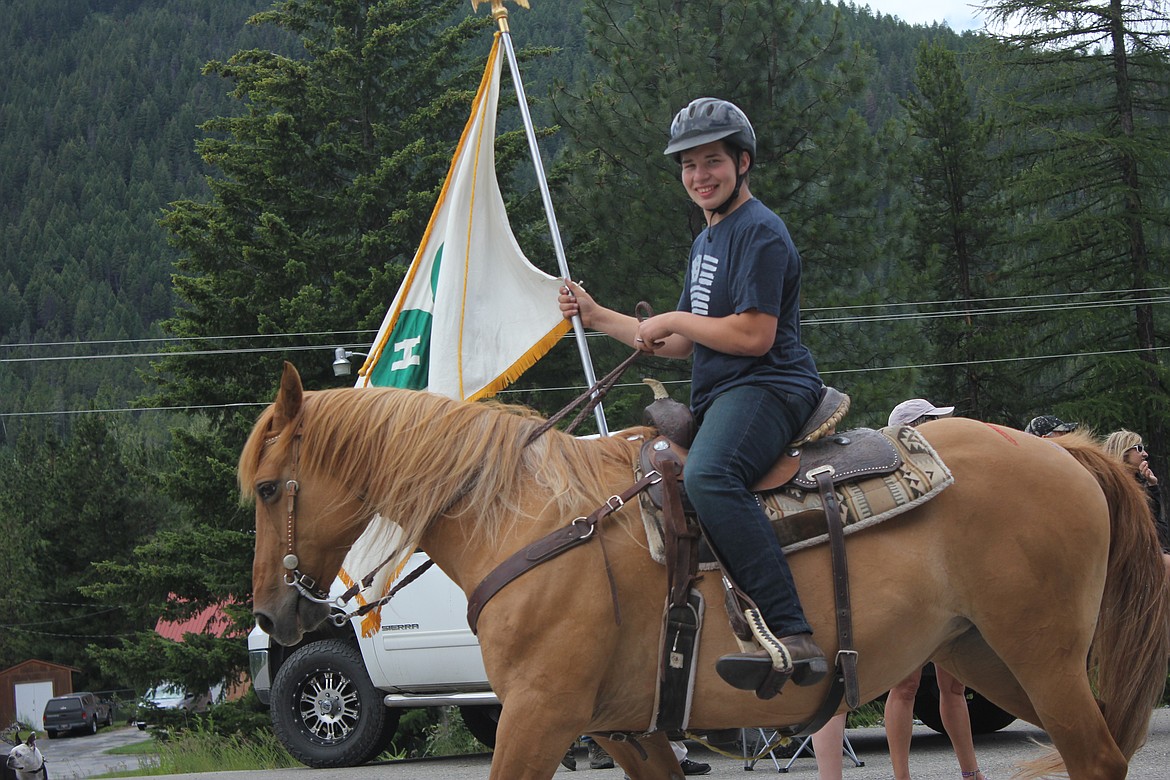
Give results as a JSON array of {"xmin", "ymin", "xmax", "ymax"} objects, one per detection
[{"xmin": 663, "ymin": 97, "xmax": 757, "ymax": 167}]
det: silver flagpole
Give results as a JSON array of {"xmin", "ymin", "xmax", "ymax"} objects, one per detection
[{"xmin": 478, "ymin": 0, "xmax": 609, "ymax": 436}]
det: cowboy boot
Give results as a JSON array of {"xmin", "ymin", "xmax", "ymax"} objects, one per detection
[{"xmin": 716, "ymin": 632, "xmax": 827, "ymax": 699}]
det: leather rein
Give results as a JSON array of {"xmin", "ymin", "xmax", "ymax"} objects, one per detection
[{"xmin": 466, "ymin": 468, "xmax": 661, "ymax": 634}]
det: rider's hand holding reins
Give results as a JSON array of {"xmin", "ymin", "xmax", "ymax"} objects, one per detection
[
  {"xmin": 559, "ymin": 279, "xmax": 661, "ymax": 354},
  {"xmin": 560, "ymin": 279, "xmax": 696, "ymax": 357}
]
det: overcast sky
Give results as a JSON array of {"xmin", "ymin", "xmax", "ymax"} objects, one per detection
[{"xmin": 861, "ymin": 0, "xmax": 988, "ymax": 32}]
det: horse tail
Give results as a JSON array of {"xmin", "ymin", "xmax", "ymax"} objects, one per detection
[{"xmin": 1062, "ymin": 439, "xmax": 1170, "ymax": 760}]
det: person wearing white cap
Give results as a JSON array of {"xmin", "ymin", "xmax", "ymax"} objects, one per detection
[
  {"xmin": 883, "ymin": 400, "xmax": 988, "ymax": 780},
  {"xmin": 888, "ymin": 398, "xmax": 955, "ymax": 427}
]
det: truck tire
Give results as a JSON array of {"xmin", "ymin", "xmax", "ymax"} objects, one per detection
[
  {"xmin": 459, "ymin": 704, "xmax": 501, "ymax": 748},
  {"xmin": 271, "ymin": 639, "xmax": 401, "ymax": 768},
  {"xmin": 913, "ymin": 670, "xmax": 1017, "ymax": 735}
]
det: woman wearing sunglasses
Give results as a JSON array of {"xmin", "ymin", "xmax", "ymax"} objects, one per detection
[{"xmin": 1103, "ymin": 430, "xmax": 1170, "ymax": 576}]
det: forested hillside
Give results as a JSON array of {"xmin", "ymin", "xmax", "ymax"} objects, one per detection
[
  {"xmin": 0, "ymin": 0, "xmax": 972, "ymax": 438},
  {"xmin": 1, "ymin": 0, "xmax": 1165, "ymax": 697},
  {"xmin": 0, "ymin": 0, "xmax": 286, "ymax": 437}
]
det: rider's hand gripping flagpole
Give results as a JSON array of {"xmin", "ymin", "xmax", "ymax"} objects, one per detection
[{"xmin": 474, "ymin": 0, "xmax": 609, "ymax": 436}]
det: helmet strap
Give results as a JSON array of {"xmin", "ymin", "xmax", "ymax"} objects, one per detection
[
  {"xmin": 712, "ymin": 170, "xmax": 745, "ymax": 216},
  {"xmin": 710, "ymin": 148, "xmax": 750, "ymax": 217}
]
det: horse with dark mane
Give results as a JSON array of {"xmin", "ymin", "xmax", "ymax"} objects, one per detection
[{"xmin": 242, "ymin": 363, "xmax": 1169, "ymax": 780}]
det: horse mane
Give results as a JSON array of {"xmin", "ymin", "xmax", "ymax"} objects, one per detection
[{"xmin": 240, "ymin": 386, "xmax": 648, "ymax": 560}]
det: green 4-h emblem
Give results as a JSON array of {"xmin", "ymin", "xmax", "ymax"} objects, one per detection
[{"xmin": 367, "ymin": 246, "xmax": 444, "ymax": 389}]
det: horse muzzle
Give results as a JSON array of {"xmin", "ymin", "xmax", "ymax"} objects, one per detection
[{"xmin": 254, "ymin": 587, "xmax": 331, "ymax": 646}]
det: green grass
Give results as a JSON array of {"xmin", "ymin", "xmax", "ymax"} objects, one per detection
[
  {"xmin": 95, "ymin": 728, "xmax": 299, "ymax": 777},
  {"xmin": 846, "ymin": 700, "xmax": 884, "ymax": 728},
  {"xmin": 105, "ymin": 736, "xmax": 159, "ymax": 755},
  {"xmin": 90, "ymin": 701, "xmax": 487, "ymax": 776},
  {"xmin": 422, "ymin": 707, "xmax": 484, "ymax": 757}
]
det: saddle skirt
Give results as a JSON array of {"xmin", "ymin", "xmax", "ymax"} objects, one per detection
[{"xmin": 637, "ymin": 424, "xmax": 954, "ymax": 568}]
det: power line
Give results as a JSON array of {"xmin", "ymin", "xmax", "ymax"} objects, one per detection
[
  {"xmin": 0, "ymin": 402, "xmax": 265, "ymax": 419},
  {"xmin": 801, "ymin": 285, "xmax": 1170, "ymax": 314},
  {"xmin": 2, "ymin": 344, "xmax": 1166, "ymax": 419},
  {"xmin": 1, "ymin": 343, "xmax": 338, "ymax": 364},
  {"xmin": 0, "ymin": 606, "xmax": 124, "ymax": 628},
  {"xmin": 1, "ymin": 287, "xmax": 1165, "ymax": 418},
  {"xmin": 2, "ymin": 625, "xmax": 148, "ymax": 639},
  {"xmin": 3, "ymin": 288, "xmax": 1167, "ymax": 363},
  {"xmin": 0, "ymin": 330, "xmax": 373, "ymax": 352}
]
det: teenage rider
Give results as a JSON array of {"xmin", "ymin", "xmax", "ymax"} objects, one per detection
[{"xmin": 558, "ymin": 97, "xmax": 827, "ymax": 698}]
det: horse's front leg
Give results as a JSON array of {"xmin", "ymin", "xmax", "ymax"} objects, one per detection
[
  {"xmin": 602, "ymin": 732, "xmax": 684, "ymax": 780},
  {"xmin": 487, "ymin": 693, "xmax": 590, "ymax": 780}
]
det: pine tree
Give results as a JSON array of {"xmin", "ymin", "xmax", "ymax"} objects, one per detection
[
  {"xmin": 0, "ymin": 417, "xmax": 161, "ymax": 688},
  {"xmin": 104, "ymin": 0, "xmax": 500, "ymax": 688},
  {"xmin": 982, "ymin": 0, "xmax": 1170, "ymax": 452},
  {"xmin": 901, "ymin": 40, "xmax": 1016, "ymax": 420}
]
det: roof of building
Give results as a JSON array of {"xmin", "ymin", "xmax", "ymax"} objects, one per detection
[{"xmin": 154, "ymin": 600, "xmax": 239, "ymax": 642}]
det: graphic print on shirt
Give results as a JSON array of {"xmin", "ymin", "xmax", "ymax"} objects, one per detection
[{"xmin": 689, "ymin": 252, "xmax": 720, "ymax": 315}]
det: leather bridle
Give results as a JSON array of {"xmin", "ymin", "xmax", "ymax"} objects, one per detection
[
  {"xmin": 267, "ymin": 426, "xmax": 335, "ymax": 606},
  {"xmin": 265, "ymin": 422, "xmax": 438, "ymax": 626}
]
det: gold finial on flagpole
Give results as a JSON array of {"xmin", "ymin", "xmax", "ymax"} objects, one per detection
[{"xmin": 469, "ymin": 0, "xmax": 529, "ymax": 34}]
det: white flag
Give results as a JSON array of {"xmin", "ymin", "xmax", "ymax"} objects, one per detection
[
  {"xmin": 341, "ymin": 34, "xmax": 569, "ymax": 635},
  {"xmin": 355, "ymin": 33, "xmax": 569, "ymax": 400}
]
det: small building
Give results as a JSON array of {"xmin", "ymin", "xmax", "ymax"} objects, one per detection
[{"xmin": 0, "ymin": 659, "xmax": 78, "ymax": 731}]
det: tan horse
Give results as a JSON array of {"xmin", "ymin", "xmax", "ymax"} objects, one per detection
[{"xmin": 242, "ymin": 363, "xmax": 1169, "ymax": 780}]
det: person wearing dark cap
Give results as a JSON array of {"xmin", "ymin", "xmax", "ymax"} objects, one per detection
[
  {"xmin": 559, "ymin": 97, "xmax": 826, "ymax": 699},
  {"xmin": 1024, "ymin": 415, "xmax": 1078, "ymax": 438}
]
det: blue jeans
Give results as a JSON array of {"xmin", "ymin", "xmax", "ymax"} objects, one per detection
[{"xmin": 684, "ymin": 384, "xmax": 815, "ymax": 637}]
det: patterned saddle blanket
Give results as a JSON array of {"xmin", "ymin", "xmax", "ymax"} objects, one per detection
[{"xmin": 638, "ymin": 424, "xmax": 954, "ymax": 567}]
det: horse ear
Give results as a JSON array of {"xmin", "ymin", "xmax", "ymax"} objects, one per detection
[{"xmin": 273, "ymin": 361, "xmax": 304, "ymax": 428}]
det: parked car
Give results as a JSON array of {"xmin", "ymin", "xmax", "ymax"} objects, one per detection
[
  {"xmin": 42, "ymin": 692, "xmax": 112, "ymax": 738},
  {"xmin": 912, "ymin": 665, "xmax": 1018, "ymax": 735},
  {"xmin": 134, "ymin": 683, "xmax": 217, "ymax": 730}
]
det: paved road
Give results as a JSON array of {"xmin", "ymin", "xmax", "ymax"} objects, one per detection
[
  {"xmin": 88, "ymin": 707, "xmax": 1170, "ymax": 779},
  {"xmin": 33, "ymin": 723, "xmax": 154, "ymax": 779}
]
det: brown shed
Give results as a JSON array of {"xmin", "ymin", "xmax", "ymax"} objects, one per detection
[{"xmin": 0, "ymin": 659, "xmax": 78, "ymax": 730}]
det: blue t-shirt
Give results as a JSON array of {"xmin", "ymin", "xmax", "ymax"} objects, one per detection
[{"xmin": 677, "ymin": 198, "xmax": 822, "ymax": 419}]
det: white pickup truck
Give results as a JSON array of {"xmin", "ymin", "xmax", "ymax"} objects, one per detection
[
  {"xmin": 248, "ymin": 552, "xmax": 500, "ymax": 768},
  {"xmin": 249, "ymin": 553, "xmax": 1014, "ymax": 768}
]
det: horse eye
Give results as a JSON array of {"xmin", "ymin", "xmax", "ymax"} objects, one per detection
[{"xmin": 256, "ymin": 481, "xmax": 279, "ymax": 502}]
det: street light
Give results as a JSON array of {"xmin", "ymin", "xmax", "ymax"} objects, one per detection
[{"xmin": 332, "ymin": 347, "xmax": 369, "ymax": 377}]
